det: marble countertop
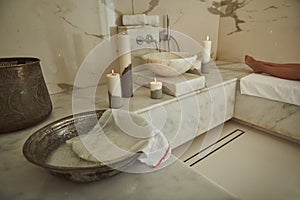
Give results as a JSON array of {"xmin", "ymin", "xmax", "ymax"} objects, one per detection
[
  {"xmin": 0, "ymin": 144, "xmax": 238, "ymax": 200},
  {"xmin": 72, "ymin": 61, "xmax": 251, "ymax": 114},
  {"xmin": 0, "ymin": 62, "xmax": 249, "ymax": 199},
  {"xmin": 0, "ymin": 90, "xmax": 238, "ymax": 200},
  {"xmin": 214, "ymin": 61, "xmax": 252, "ymax": 80}
]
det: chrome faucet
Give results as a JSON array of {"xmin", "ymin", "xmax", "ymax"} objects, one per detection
[
  {"xmin": 159, "ymin": 14, "xmax": 180, "ymax": 52},
  {"xmin": 136, "ymin": 34, "xmax": 160, "ymax": 51}
]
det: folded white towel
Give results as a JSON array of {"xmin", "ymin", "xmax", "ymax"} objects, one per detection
[
  {"xmin": 122, "ymin": 14, "xmax": 160, "ymax": 27},
  {"xmin": 240, "ymin": 73, "xmax": 300, "ymax": 106},
  {"xmin": 190, "ymin": 60, "xmax": 202, "ymax": 71},
  {"xmin": 146, "ymin": 15, "xmax": 160, "ymax": 27},
  {"xmin": 67, "ymin": 109, "xmax": 171, "ymax": 168},
  {"xmin": 112, "ymin": 109, "xmax": 171, "ymax": 167},
  {"xmin": 122, "ymin": 14, "xmax": 147, "ymax": 26},
  {"xmin": 138, "ymin": 129, "xmax": 171, "ymax": 168}
]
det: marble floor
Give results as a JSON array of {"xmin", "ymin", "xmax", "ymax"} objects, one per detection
[{"xmin": 174, "ymin": 120, "xmax": 300, "ymax": 200}]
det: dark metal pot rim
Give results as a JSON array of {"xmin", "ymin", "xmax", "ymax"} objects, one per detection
[
  {"xmin": 22, "ymin": 109, "xmax": 140, "ymax": 172},
  {"xmin": 0, "ymin": 57, "xmax": 40, "ymax": 69}
]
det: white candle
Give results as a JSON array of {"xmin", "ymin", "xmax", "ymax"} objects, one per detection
[
  {"xmin": 202, "ymin": 35, "xmax": 212, "ymax": 64},
  {"xmin": 106, "ymin": 69, "xmax": 122, "ymax": 108},
  {"xmin": 118, "ymin": 33, "xmax": 133, "ymax": 97},
  {"xmin": 118, "ymin": 34, "xmax": 131, "ymax": 70},
  {"xmin": 150, "ymin": 77, "xmax": 163, "ymax": 99}
]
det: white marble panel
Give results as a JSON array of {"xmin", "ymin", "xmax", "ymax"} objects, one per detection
[
  {"xmin": 148, "ymin": 0, "xmax": 220, "ymax": 58},
  {"xmin": 134, "ymin": 69, "xmax": 206, "ymax": 97},
  {"xmin": 0, "ymin": 0, "xmax": 220, "ymax": 95},
  {"xmin": 217, "ymin": 0, "xmax": 300, "ymax": 62},
  {"xmin": 0, "ymin": 143, "xmax": 238, "ymax": 200},
  {"xmin": 0, "ymin": 0, "xmax": 103, "ymax": 94},
  {"xmin": 234, "ymin": 83, "xmax": 300, "ymax": 142},
  {"xmin": 139, "ymin": 80, "xmax": 236, "ymax": 149}
]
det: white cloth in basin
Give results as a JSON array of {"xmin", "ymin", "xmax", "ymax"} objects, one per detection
[{"xmin": 67, "ymin": 109, "xmax": 171, "ymax": 168}]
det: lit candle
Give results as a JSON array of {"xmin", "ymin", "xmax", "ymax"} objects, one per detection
[
  {"xmin": 150, "ymin": 77, "xmax": 162, "ymax": 99},
  {"xmin": 118, "ymin": 33, "xmax": 133, "ymax": 98},
  {"xmin": 106, "ymin": 69, "xmax": 123, "ymax": 108},
  {"xmin": 202, "ymin": 35, "xmax": 212, "ymax": 64}
]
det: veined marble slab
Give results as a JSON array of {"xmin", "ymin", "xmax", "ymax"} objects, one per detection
[
  {"xmin": 234, "ymin": 81, "xmax": 300, "ymax": 143},
  {"xmin": 0, "ymin": 143, "xmax": 238, "ymax": 200},
  {"xmin": 212, "ymin": 62, "xmax": 300, "ymax": 143},
  {"xmin": 137, "ymin": 80, "xmax": 236, "ymax": 149},
  {"xmin": 133, "ymin": 68, "xmax": 206, "ymax": 97}
]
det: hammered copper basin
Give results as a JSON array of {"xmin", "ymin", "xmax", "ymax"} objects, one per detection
[{"xmin": 0, "ymin": 57, "xmax": 52, "ymax": 133}]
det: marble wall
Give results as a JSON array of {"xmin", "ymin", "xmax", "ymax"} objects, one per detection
[
  {"xmin": 0, "ymin": 0, "xmax": 220, "ymax": 94},
  {"xmin": 216, "ymin": 0, "xmax": 300, "ymax": 63},
  {"xmin": 2, "ymin": 0, "xmax": 299, "ymax": 94},
  {"xmin": 0, "ymin": 0, "xmax": 103, "ymax": 93}
]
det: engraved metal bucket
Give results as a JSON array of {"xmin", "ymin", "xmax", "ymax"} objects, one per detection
[{"xmin": 0, "ymin": 57, "xmax": 52, "ymax": 133}]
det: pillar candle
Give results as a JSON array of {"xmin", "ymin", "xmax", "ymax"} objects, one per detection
[
  {"xmin": 202, "ymin": 35, "xmax": 212, "ymax": 64},
  {"xmin": 118, "ymin": 33, "xmax": 133, "ymax": 98},
  {"xmin": 150, "ymin": 77, "xmax": 162, "ymax": 99},
  {"xmin": 106, "ymin": 70, "xmax": 123, "ymax": 108}
]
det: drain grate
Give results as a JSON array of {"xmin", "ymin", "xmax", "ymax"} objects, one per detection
[{"xmin": 184, "ymin": 129, "xmax": 245, "ymax": 167}]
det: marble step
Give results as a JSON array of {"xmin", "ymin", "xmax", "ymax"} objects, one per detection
[{"xmin": 133, "ymin": 68, "xmax": 206, "ymax": 97}]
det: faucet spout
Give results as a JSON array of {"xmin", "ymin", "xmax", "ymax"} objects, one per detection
[
  {"xmin": 167, "ymin": 14, "xmax": 170, "ymax": 52},
  {"xmin": 145, "ymin": 34, "xmax": 160, "ymax": 51},
  {"xmin": 159, "ymin": 15, "xmax": 181, "ymax": 52}
]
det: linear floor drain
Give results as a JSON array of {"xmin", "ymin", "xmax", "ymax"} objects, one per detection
[{"xmin": 184, "ymin": 129, "xmax": 245, "ymax": 167}]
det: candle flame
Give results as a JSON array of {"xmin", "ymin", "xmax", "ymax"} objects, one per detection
[
  {"xmin": 206, "ymin": 35, "xmax": 209, "ymax": 41},
  {"xmin": 112, "ymin": 69, "xmax": 114, "ymax": 74}
]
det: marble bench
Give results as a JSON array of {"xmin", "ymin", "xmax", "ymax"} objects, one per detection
[
  {"xmin": 216, "ymin": 61, "xmax": 300, "ymax": 143},
  {"xmin": 234, "ymin": 75, "xmax": 300, "ymax": 143}
]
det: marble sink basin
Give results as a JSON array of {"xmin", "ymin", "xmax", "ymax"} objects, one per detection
[{"xmin": 142, "ymin": 52, "xmax": 197, "ymax": 77}]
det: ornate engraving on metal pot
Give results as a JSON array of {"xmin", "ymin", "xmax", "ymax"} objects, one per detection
[
  {"xmin": 0, "ymin": 68, "xmax": 16, "ymax": 83},
  {"xmin": 8, "ymin": 90, "xmax": 26, "ymax": 119},
  {"xmin": 33, "ymin": 71, "xmax": 52, "ymax": 110},
  {"xmin": 0, "ymin": 57, "xmax": 52, "ymax": 133},
  {"xmin": 0, "ymin": 95, "xmax": 4, "ymax": 117}
]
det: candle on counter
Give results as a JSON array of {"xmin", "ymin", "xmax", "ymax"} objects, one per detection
[
  {"xmin": 202, "ymin": 35, "xmax": 212, "ymax": 64},
  {"xmin": 106, "ymin": 69, "xmax": 123, "ymax": 108},
  {"xmin": 118, "ymin": 33, "xmax": 133, "ymax": 98},
  {"xmin": 150, "ymin": 77, "xmax": 162, "ymax": 99}
]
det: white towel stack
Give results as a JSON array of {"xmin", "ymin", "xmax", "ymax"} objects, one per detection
[{"xmin": 122, "ymin": 14, "xmax": 160, "ymax": 27}]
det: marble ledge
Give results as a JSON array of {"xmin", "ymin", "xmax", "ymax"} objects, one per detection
[
  {"xmin": 213, "ymin": 61, "xmax": 252, "ymax": 80},
  {"xmin": 71, "ymin": 80, "xmax": 237, "ymax": 116},
  {"xmin": 33, "ymin": 61, "xmax": 248, "ymax": 140},
  {"xmin": 134, "ymin": 61, "xmax": 251, "ymax": 113}
]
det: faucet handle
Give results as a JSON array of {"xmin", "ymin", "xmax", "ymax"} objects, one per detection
[
  {"xmin": 136, "ymin": 35, "xmax": 144, "ymax": 45},
  {"xmin": 145, "ymin": 34, "xmax": 154, "ymax": 43}
]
